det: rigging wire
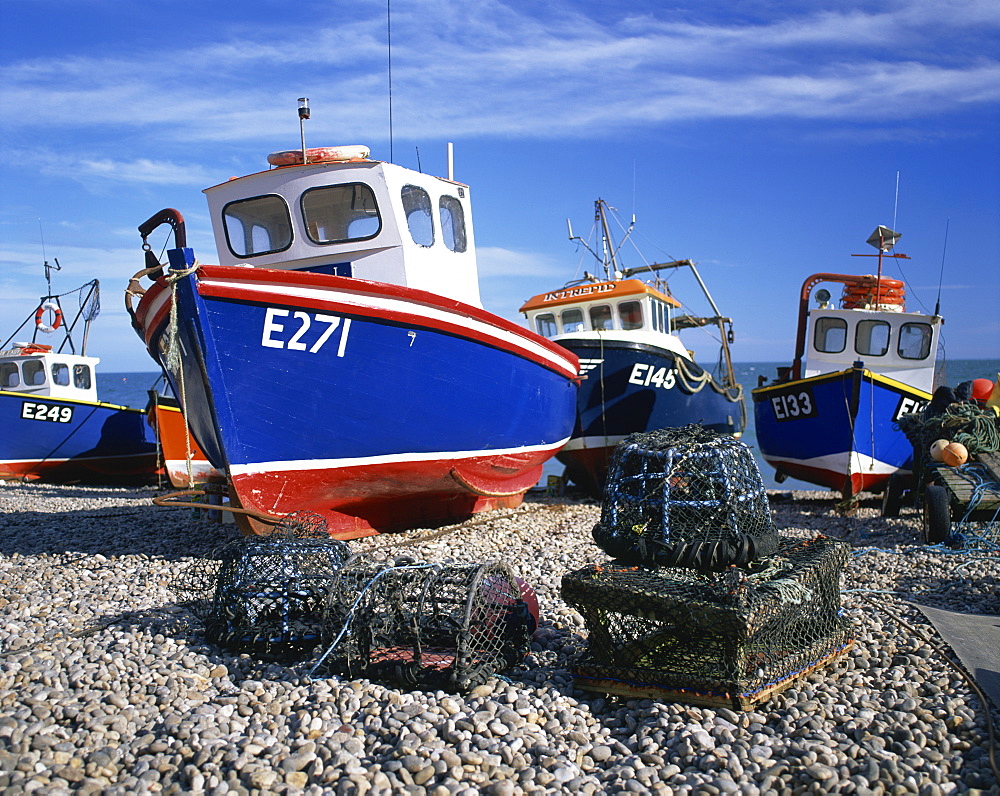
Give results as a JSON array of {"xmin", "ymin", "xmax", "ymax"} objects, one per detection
[{"xmin": 387, "ymin": 0, "xmax": 394, "ymax": 163}]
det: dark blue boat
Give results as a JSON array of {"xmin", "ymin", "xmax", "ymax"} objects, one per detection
[{"xmin": 520, "ymin": 199, "xmax": 745, "ymax": 496}]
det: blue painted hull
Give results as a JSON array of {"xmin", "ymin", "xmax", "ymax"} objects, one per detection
[
  {"xmin": 134, "ymin": 264, "xmax": 578, "ymax": 536},
  {"xmin": 752, "ymin": 366, "xmax": 931, "ymax": 496},
  {"xmin": 0, "ymin": 391, "xmax": 158, "ymax": 483},
  {"xmin": 554, "ymin": 338, "xmax": 745, "ymax": 495}
]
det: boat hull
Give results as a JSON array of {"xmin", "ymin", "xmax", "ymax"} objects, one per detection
[
  {"xmin": 554, "ymin": 338, "xmax": 745, "ymax": 496},
  {"xmin": 0, "ymin": 391, "xmax": 158, "ymax": 483},
  {"xmin": 134, "ymin": 264, "xmax": 578, "ymax": 537},
  {"xmin": 751, "ymin": 366, "xmax": 930, "ymax": 497}
]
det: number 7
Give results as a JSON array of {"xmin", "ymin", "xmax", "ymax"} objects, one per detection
[{"xmin": 310, "ymin": 314, "xmax": 341, "ymax": 354}]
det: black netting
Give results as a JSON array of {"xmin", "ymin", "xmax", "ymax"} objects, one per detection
[
  {"xmin": 562, "ymin": 536, "xmax": 853, "ymax": 709},
  {"xmin": 196, "ymin": 515, "xmax": 353, "ymax": 657},
  {"xmin": 317, "ymin": 560, "xmax": 534, "ymax": 693},
  {"xmin": 593, "ymin": 426, "xmax": 779, "ymax": 571}
]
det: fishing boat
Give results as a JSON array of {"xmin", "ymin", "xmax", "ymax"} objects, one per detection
[
  {"xmin": 751, "ymin": 226, "xmax": 943, "ymax": 499},
  {"xmin": 519, "ymin": 199, "xmax": 745, "ymax": 496},
  {"xmin": 126, "ymin": 131, "xmax": 579, "ymax": 539},
  {"xmin": 0, "ymin": 264, "xmax": 158, "ymax": 483}
]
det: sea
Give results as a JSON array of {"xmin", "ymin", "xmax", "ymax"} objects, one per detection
[{"xmin": 101, "ymin": 359, "xmax": 999, "ymax": 492}]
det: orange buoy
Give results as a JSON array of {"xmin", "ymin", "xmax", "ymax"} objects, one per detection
[
  {"xmin": 841, "ymin": 276, "xmax": 905, "ymax": 310},
  {"xmin": 266, "ymin": 145, "xmax": 370, "ymax": 167},
  {"xmin": 971, "ymin": 378, "xmax": 994, "ymax": 403},
  {"xmin": 941, "ymin": 442, "xmax": 969, "ymax": 467},
  {"xmin": 929, "ymin": 439, "xmax": 949, "ymax": 462}
]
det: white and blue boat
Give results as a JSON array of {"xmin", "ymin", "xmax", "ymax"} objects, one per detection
[
  {"xmin": 0, "ymin": 270, "xmax": 158, "ymax": 483},
  {"xmin": 751, "ymin": 226, "xmax": 943, "ymax": 498},
  {"xmin": 127, "ymin": 142, "xmax": 579, "ymax": 538},
  {"xmin": 520, "ymin": 199, "xmax": 745, "ymax": 496}
]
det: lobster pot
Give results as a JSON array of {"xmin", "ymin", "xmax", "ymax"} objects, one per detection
[
  {"xmin": 205, "ymin": 536, "xmax": 352, "ymax": 658},
  {"xmin": 594, "ymin": 426, "xmax": 780, "ymax": 571},
  {"xmin": 561, "ymin": 536, "xmax": 854, "ymax": 710},
  {"xmin": 322, "ymin": 561, "xmax": 533, "ymax": 693}
]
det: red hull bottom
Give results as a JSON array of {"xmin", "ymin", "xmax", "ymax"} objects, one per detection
[
  {"xmin": 766, "ymin": 459, "xmax": 891, "ymax": 498},
  {"xmin": 0, "ymin": 454, "xmax": 160, "ymax": 485},
  {"xmin": 229, "ymin": 453, "xmax": 549, "ymax": 539},
  {"xmin": 557, "ymin": 446, "xmax": 615, "ymax": 498}
]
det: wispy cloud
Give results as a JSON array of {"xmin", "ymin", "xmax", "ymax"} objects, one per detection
[{"xmin": 1, "ymin": 0, "xmax": 996, "ymax": 161}]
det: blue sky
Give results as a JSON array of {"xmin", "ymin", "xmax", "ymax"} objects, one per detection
[{"xmin": 2, "ymin": 0, "xmax": 998, "ymax": 373}]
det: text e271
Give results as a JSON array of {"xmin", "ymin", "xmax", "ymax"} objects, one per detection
[{"xmin": 261, "ymin": 309, "xmax": 351, "ymax": 356}]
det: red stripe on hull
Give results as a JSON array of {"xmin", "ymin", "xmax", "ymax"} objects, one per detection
[{"xmin": 230, "ymin": 452, "xmax": 551, "ymax": 539}]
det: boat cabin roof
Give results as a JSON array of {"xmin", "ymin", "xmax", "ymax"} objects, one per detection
[
  {"xmin": 202, "ymin": 152, "xmax": 482, "ymax": 308},
  {"xmin": 519, "ymin": 279, "xmax": 680, "ymax": 313},
  {"xmin": 0, "ymin": 346, "xmax": 100, "ymax": 403}
]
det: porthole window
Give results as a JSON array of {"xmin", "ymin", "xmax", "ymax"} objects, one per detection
[
  {"xmin": 813, "ymin": 317, "xmax": 847, "ymax": 353},
  {"xmin": 223, "ymin": 194, "xmax": 293, "ymax": 258},
  {"xmin": 439, "ymin": 196, "xmax": 467, "ymax": 252},
  {"xmin": 856, "ymin": 320, "xmax": 890, "ymax": 357},
  {"xmin": 402, "ymin": 185, "xmax": 434, "ymax": 247},
  {"xmin": 561, "ymin": 308, "xmax": 584, "ymax": 333},
  {"xmin": 51, "ymin": 363, "xmax": 70, "ymax": 386},
  {"xmin": 619, "ymin": 301, "xmax": 643, "ymax": 331},
  {"xmin": 898, "ymin": 322, "xmax": 933, "ymax": 360},
  {"xmin": 301, "ymin": 183, "xmax": 380, "ymax": 243},
  {"xmin": 536, "ymin": 313, "xmax": 556, "ymax": 337},
  {"xmin": 23, "ymin": 360, "xmax": 45, "ymax": 386},
  {"xmin": 73, "ymin": 364, "xmax": 92, "ymax": 390},
  {"xmin": 590, "ymin": 305, "xmax": 614, "ymax": 330},
  {"xmin": 0, "ymin": 363, "xmax": 19, "ymax": 389}
]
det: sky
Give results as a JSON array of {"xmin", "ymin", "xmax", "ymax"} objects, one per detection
[{"xmin": 1, "ymin": 0, "xmax": 998, "ymax": 373}]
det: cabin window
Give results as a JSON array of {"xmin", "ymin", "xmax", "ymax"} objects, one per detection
[
  {"xmin": 536, "ymin": 313, "xmax": 557, "ymax": 337},
  {"xmin": 222, "ymin": 194, "xmax": 293, "ymax": 258},
  {"xmin": 23, "ymin": 360, "xmax": 45, "ymax": 386},
  {"xmin": 561, "ymin": 308, "xmax": 585, "ymax": 333},
  {"xmin": 73, "ymin": 364, "xmax": 91, "ymax": 390},
  {"xmin": 590, "ymin": 305, "xmax": 614, "ymax": 331},
  {"xmin": 855, "ymin": 320, "xmax": 890, "ymax": 357},
  {"xmin": 898, "ymin": 322, "xmax": 933, "ymax": 360},
  {"xmin": 51, "ymin": 363, "xmax": 70, "ymax": 386},
  {"xmin": 813, "ymin": 317, "xmax": 847, "ymax": 353},
  {"xmin": 0, "ymin": 363, "xmax": 18, "ymax": 389},
  {"xmin": 439, "ymin": 196, "xmax": 467, "ymax": 252},
  {"xmin": 401, "ymin": 185, "xmax": 434, "ymax": 247},
  {"xmin": 620, "ymin": 301, "xmax": 643, "ymax": 331},
  {"xmin": 301, "ymin": 183, "xmax": 380, "ymax": 244}
]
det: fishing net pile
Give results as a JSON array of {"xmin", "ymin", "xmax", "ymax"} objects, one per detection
[
  {"xmin": 177, "ymin": 512, "xmax": 535, "ymax": 691},
  {"xmin": 314, "ymin": 560, "xmax": 535, "ymax": 692},
  {"xmin": 563, "ymin": 426, "xmax": 853, "ymax": 709}
]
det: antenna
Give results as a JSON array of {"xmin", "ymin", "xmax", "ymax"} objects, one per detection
[
  {"xmin": 892, "ymin": 171, "xmax": 900, "ymax": 231},
  {"xmin": 387, "ymin": 0, "xmax": 394, "ymax": 162},
  {"xmin": 297, "ymin": 98, "xmax": 310, "ymax": 163},
  {"xmin": 935, "ymin": 218, "xmax": 949, "ymax": 317},
  {"xmin": 447, "ymin": 142, "xmax": 454, "ymax": 181}
]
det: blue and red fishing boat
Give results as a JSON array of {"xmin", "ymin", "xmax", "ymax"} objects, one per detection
[
  {"xmin": 520, "ymin": 199, "xmax": 745, "ymax": 496},
  {"xmin": 0, "ymin": 266, "xmax": 158, "ymax": 483},
  {"xmin": 127, "ymin": 135, "xmax": 578, "ymax": 538},
  {"xmin": 752, "ymin": 226, "xmax": 943, "ymax": 499}
]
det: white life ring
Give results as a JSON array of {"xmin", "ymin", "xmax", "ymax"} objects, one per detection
[
  {"xmin": 34, "ymin": 300, "xmax": 63, "ymax": 334},
  {"xmin": 267, "ymin": 145, "xmax": 370, "ymax": 167}
]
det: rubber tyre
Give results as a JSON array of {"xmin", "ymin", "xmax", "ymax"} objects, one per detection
[
  {"xmin": 881, "ymin": 472, "xmax": 907, "ymax": 518},
  {"xmin": 922, "ymin": 484, "xmax": 951, "ymax": 544}
]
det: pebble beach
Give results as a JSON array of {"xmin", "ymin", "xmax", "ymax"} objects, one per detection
[{"xmin": 1, "ymin": 482, "xmax": 998, "ymax": 795}]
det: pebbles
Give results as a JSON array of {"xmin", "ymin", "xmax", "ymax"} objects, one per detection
[{"xmin": 1, "ymin": 482, "xmax": 998, "ymax": 794}]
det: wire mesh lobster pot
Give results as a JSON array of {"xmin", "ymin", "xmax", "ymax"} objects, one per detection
[
  {"xmin": 204, "ymin": 534, "xmax": 352, "ymax": 658},
  {"xmin": 593, "ymin": 426, "xmax": 780, "ymax": 571},
  {"xmin": 561, "ymin": 536, "xmax": 854, "ymax": 710},
  {"xmin": 319, "ymin": 560, "xmax": 534, "ymax": 693}
]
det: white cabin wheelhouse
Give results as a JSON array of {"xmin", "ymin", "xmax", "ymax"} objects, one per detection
[
  {"xmin": 0, "ymin": 345, "xmax": 99, "ymax": 404},
  {"xmin": 201, "ymin": 149, "xmax": 481, "ymax": 307}
]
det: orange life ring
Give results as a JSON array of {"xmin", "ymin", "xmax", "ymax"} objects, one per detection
[
  {"xmin": 34, "ymin": 300, "xmax": 63, "ymax": 333},
  {"xmin": 267, "ymin": 145, "xmax": 371, "ymax": 167},
  {"xmin": 841, "ymin": 277, "xmax": 905, "ymax": 309}
]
